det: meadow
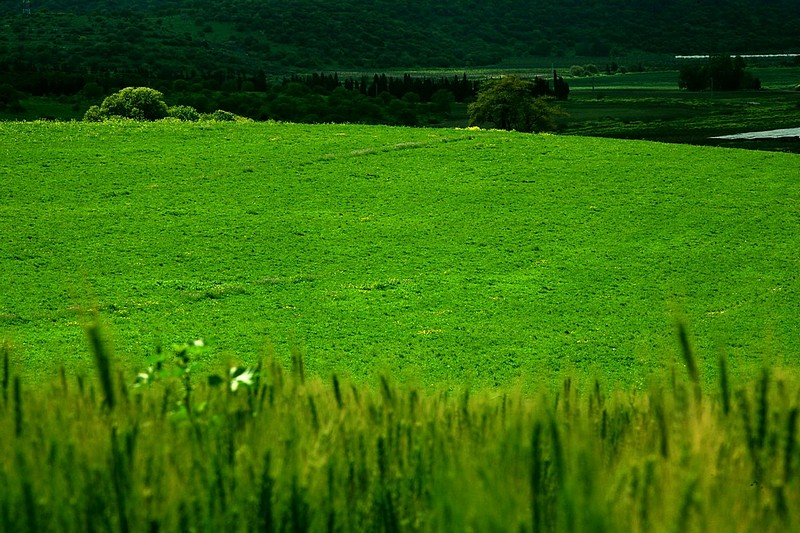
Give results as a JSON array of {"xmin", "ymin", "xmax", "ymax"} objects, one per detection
[
  {"xmin": 1, "ymin": 120, "xmax": 798, "ymax": 389},
  {"xmin": 2, "ymin": 120, "xmax": 799, "ymax": 531}
]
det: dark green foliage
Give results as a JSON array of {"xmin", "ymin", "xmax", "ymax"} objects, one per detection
[
  {"xmin": 786, "ymin": 408, "xmax": 798, "ymax": 484},
  {"xmin": 676, "ymin": 321, "xmax": 701, "ymax": 405},
  {"xmin": 718, "ymin": 352, "xmax": 730, "ymax": 416},
  {"xmin": 679, "ymin": 55, "xmax": 761, "ymax": 91},
  {"xmin": 0, "ymin": 83, "xmax": 22, "ymax": 111},
  {"xmin": 1, "ymin": 0, "xmax": 799, "ymax": 77},
  {"xmin": 13, "ymin": 377, "xmax": 22, "ymax": 438},
  {"xmin": 85, "ymin": 317, "xmax": 116, "ymax": 410},
  {"xmin": 468, "ymin": 75, "xmax": 564, "ymax": 132},
  {"xmin": 1, "ymin": 340, "xmax": 8, "ymax": 403}
]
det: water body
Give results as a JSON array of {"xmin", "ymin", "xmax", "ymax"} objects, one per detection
[
  {"xmin": 676, "ymin": 54, "xmax": 800, "ymax": 59},
  {"xmin": 711, "ymin": 127, "xmax": 800, "ymax": 140}
]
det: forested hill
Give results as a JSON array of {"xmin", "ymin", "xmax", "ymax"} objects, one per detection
[{"xmin": 2, "ymin": 0, "xmax": 799, "ymax": 77}]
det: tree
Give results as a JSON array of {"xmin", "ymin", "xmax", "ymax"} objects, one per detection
[
  {"xmin": 430, "ymin": 89, "xmax": 455, "ymax": 114},
  {"xmin": 92, "ymin": 87, "xmax": 169, "ymax": 120},
  {"xmin": 468, "ymin": 76, "xmax": 564, "ymax": 133},
  {"xmin": 678, "ymin": 63, "xmax": 708, "ymax": 91},
  {"xmin": 0, "ymin": 84, "xmax": 23, "ymax": 111},
  {"xmin": 678, "ymin": 55, "xmax": 760, "ymax": 91}
]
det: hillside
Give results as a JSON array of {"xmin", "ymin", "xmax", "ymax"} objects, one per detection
[
  {"xmin": 1, "ymin": 0, "xmax": 798, "ymax": 85},
  {"xmin": 1, "ymin": 121, "xmax": 798, "ymax": 387}
]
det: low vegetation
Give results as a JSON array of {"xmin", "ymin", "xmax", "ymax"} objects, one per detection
[
  {"xmin": 1, "ymin": 324, "xmax": 798, "ymax": 532},
  {"xmin": 83, "ymin": 86, "xmax": 250, "ymax": 123}
]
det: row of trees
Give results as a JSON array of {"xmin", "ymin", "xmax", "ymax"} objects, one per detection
[
  {"xmin": 85, "ymin": 78, "xmax": 569, "ymax": 134},
  {"xmin": 54, "ymin": 69, "xmax": 568, "ymax": 128},
  {"xmin": 5, "ymin": 0, "xmax": 799, "ymax": 70},
  {"xmin": 2, "ymin": 1, "xmax": 798, "ymax": 112},
  {"xmin": 81, "ymin": 84, "xmax": 457, "ymax": 126},
  {"xmin": 678, "ymin": 55, "xmax": 762, "ymax": 91}
]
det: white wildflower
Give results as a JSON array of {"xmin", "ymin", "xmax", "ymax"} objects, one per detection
[{"xmin": 229, "ymin": 367, "xmax": 255, "ymax": 391}]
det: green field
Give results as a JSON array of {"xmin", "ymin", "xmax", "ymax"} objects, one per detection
[{"xmin": 1, "ymin": 121, "xmax": 798, "ymax": 389}]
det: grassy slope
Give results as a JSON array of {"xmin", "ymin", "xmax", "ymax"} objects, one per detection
[{"xmin": 1, "ymin": 121, "xmax": 798, "ymax": 388}]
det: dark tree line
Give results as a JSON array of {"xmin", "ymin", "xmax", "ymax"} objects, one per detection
[
  {"xmin": 284, "ymin": 73, "xmax": 480, "ymax": 103},
  {"xmin": 678, "ymin": 55, "xmax": 762, "ymax": 91}
]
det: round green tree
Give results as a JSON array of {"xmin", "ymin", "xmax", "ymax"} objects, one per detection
[
  {"xmin": 468, "ymin": 76, "xmax": 563, "ymax": 133},
  {"xmin": 93, "ymin": 87, "xmax": 169, "ymax": 121}
]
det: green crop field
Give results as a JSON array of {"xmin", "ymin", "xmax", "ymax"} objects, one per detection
[
  {"xmin": 1, "ymin": 120, "xmax": 798, "ymax": 389},
  {"xmin": 2, "ymin": 120, "xmax": 800, "ymax": 532}
]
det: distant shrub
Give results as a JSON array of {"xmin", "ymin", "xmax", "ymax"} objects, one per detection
[
  {"xmin": 110, "ymin": 87, "xmax": 167, "ymax": 120},
  {"xmin": 83, "ymin": 105, "xmax": 105, "ymax": 122},
  {"xmin": 201, "ymin": 109, "xmax": 252, "ymax": 122},
  {"xmin": 569, "ymin": 65, "xmax": 586, "ymax": 77},
  {"xmin": 85, "ymin": 87, "xmax": 169, "ymax": 121},
  {"xmin": 208, "ymin": 109, "xmax": 237, "ymax": 121},
  {"xmin": 168, "ymin": 105, "xmax": 200, "ymax": 121},
  {"xmin": 584, "ymin": 63, "xmax": 599, "ymax": 75}
]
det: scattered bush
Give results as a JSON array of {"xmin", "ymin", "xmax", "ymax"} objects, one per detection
[
  {"xmin": 569, "ymin": 65, "xmax": 586, "ymax": 77},
  {"xmin": 167, "ymin": 105, "xmax": 200, "ymax": 121},
  {"xmin": 202, "ymin": 109, "xmax": 252, "ymax": 122},
  {"xmin": 100, "ymin": 87, "xmax": 168, "ymax": 120},
  {"xmin": 82, "ymin": 105, "xmax": 105, "ymax": 122}
]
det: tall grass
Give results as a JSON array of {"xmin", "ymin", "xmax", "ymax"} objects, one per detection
[{"xmin": 1, "ymin": 329, "xmax": 798, "ymax": 532}]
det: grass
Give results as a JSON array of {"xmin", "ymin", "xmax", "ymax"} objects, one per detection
[
  {"xmin": 1, "ymin": 327, "xmax": 798, "ymax": 532},
  {"xmin": 2, "ymin": 121, "xmax": 800, "ymax": 390},
  {"xmin": 1, "ymin": 111, "xmax": 799, "ymax": 532}
]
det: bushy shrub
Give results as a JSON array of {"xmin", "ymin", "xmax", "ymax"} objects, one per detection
[
  {"xmin": 209, "ymin": 109, "xmax": 237, "ymax": 121},
  {"xmin": 569, "ymin": 65, "xmax": 585, "ymax": 77},
  {"xmin": 168, "ymin": 105, "xmax": 200, "ymax": 121},
  {"xmin": 95, "ymin": 87, "xmax": 168, "ymax": 121},
  {"xmin": 202, "ymin": 109, "xmax": 256, "ymax": 122},
  {"xmin": 83, "ymin": 105, "xmax": 105, "ymax": 122}
]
